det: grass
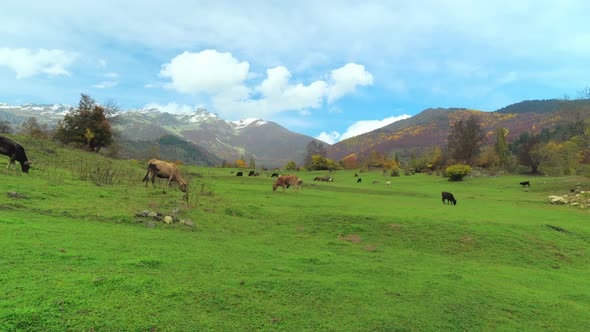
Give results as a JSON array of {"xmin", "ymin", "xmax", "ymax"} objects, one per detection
[{"xmin": 1, "ymin": 136, "xmax": 589, "ymax": 330}]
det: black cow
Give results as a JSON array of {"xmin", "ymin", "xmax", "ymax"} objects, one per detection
[
  {"xmin": 442, "ymin": 191, "xmax": 457, "ymax": 205},
  {"xmin": 0, "ymin": 136, "xmax": 31, "ymax": 173},
  {"xmin": 270, "ymin": 173, "xmax": 279, "ymax": 178},
  {"xmin": 357, "ymin": 178, "xmax": 362, "ymax": 183},
  {"xmin": 248, "ymin": 170, "xmax": 255, "ymax": 176},
  {"xmin": 519, "ymin": 181, "xmax": 530, "ymax": 187},
  {"xmin": 236, "ymin": 171, "xmax": 243, "ymax": 176}
]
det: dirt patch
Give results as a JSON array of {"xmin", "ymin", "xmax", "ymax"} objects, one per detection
[
  {"xmin": 388, "ymin": 223, "xmax": 402, "ymax": 230},
  {"xmin": 459, "ymin": 236, "xmax": 473, "ymax": 242},
  {"xmin": 296, "ymin": 226, "xmax": 305, "ymax": 232},
  {"xmin": 338, "ymin": 234, "xmax": 362, "ymax": 243},
  {"xmin": 363, "ymin": 245, "xmax": 378, "ymax": 252}
]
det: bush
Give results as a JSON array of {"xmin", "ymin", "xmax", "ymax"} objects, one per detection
[
  {"xmin": 390, "ymin": 165, "xmax": 401, "ymax": 177},
  {"xmin": 445, "ymin": 164, "xmax": 472, "ymax": 181}
]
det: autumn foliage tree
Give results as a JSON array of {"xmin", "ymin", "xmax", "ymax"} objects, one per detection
[
  {"xmin": 339, "ymin": 154, "xmax": 358, "ymax": 169},
  {"xmin": 303, "ymin": 141, "xmax": 327, "ymax": 169},
  {"xmin": 55, "ymin": 94, "xmax": 114, "ymax": 152},
  {"xmin": 234, "ymin": 159, "xmax": 247, "ymax": 168}
]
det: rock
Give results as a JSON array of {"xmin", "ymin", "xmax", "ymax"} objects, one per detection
[
  {"xmin": 7, "ymin": 192, "xmax": 27, "ymax": 199},
  {"xmin": 181, "ymin": 219, "xmax": 195, "ymax": 228},
  {"xmin": 571, "ymin": 202, "xmax": 580, "ymax": 206},
  {"xmin": 147, "ymin": 211, "xmax": 158, "ymax": 218},
  {"xmin": 548, "ymin": 196, "xmax": 567, "ymax": 205},
  {"xmin": 163, "ymin": 216, "xmax": 173, "ymax": 224}
]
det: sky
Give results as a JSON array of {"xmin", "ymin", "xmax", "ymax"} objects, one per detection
[{"xmin": 1, "ymin": 1, "xmax": 590, "ymax": 144}]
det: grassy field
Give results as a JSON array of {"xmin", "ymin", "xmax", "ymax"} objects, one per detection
[{"xmin": 1, "ymin": 136, "xmax": 589, "ymax": 331}]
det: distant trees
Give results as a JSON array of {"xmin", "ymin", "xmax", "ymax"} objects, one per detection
[
  {"xmin": 20, "ymin": 117, "xmax": 48, "ymax": 138},
  {"xmin": 54, "ymin": 94, "xmax": 114, "ymax": 152},
  {"xmin": 310, "ymin": 155, "xmax": 341, "ymax": 170},
  {"xmin": 510, "ymin": 132, "xmax": 541, "ymax": 173},
  {"xmin": 303, "ymin": 141, "xmax": 327, "ymax": 169},
  {"xmin": 0, "ymin": 120, "xmax": 12, "ymax": 134},
  {"xmin": 284, "ymin": 160, "xmax": 298, "ymax": 171},
  {"xmin": 447, "ymin": 115, "xmax": 485, "ymax": 165},
  {"xmin": 234, "ymin": 158, "xmax": 247, "ymax": 168},
  {"xmin": 494, "ymin": 127, "xmax": 510, "ymax": 169},
  {"xmin": 532, "ymin": 141, "xmax": 578, "ymax": 176},
  {"xmin": 339, "ymin": 154, "xmax": 358, "ymax": 169}
]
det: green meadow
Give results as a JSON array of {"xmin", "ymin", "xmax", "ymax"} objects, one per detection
[{"xmin": 1, "ymin": 137, "xmax": 589, "ymax": 331}]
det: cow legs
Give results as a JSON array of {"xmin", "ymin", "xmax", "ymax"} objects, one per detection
[
  {"xmin": 143, "ymin": 170, "xmax": 151, "ymax": 186},
  {"xmin": 7, "ymin": 158, "xmax": 16, "ymax": 170}
]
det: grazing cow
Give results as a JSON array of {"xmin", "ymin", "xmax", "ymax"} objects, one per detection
[
  {"xmin": 386, "ymin": 181, "xmax": 391, "ymax": 187},
  {"xmin": 236, "ymin": 171, "xmax": 243, "ymax": 176},
  {"xmin": 270, "ymin": 173, "xmax": 279, "ymax": 178},
  {"xmin": 442, "ymin": 191, "xmax": 457, "ymax": 205},
  {"xmin": 143, "ymin": 159, "xmax": 188, "ymax": 193},
  {"xmin": 314, "ymin": 175, "xmax": 333, "ymax": 182},
  {"xmin": 354, "ymin": 173, "xmax": 359, "ymax": 177},
  {"xmin": 248, "ymin": 170, "xmax": 255, "ymax": 176},
  {"xmin": 519, "ymin": 181, "xmax": 530, "ymax": 187},
  {"xmin": 0, "ymin": 136, "xmax": 31, "ymax": 173},
  {"xmin": 357, "ymin": 178, "xmax": 362, "ymax": 183},
  {"xmin": 273, "ymin": 175, "xmax": 302, "ymax": 191}
]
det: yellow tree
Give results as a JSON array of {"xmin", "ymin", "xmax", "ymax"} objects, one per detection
[{"xmin": 235, "ymin": 159, "xmax": 247, "ymax": 168}]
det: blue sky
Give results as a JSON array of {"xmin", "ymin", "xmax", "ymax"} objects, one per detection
[{"xmin": 1, "ymin": 1, "xmax": 589, "ymax": 144}]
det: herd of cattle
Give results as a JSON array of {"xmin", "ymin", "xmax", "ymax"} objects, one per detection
[{"xmin": 3, "ymin": 135, "xmax": 542, "ymax": 207}]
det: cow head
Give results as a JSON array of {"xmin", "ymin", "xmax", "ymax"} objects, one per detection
[
  {"xmin": 22, "ymin": 161, "xmax": 31, "ymax": 173},
  {"xmin": 180, "ymin": 183, "xmax": 188, "ymax": 193}
]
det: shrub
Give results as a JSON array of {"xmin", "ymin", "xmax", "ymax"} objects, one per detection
[
  {"xmin": 390, "ymin": 165, "xmax": 401, "ymax": 177},
  {"xmin": 445, "ymin": 164, "xmax": 472, "ymax": 181}
]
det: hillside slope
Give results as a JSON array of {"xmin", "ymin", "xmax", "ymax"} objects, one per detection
[{"xmin": 327, "ymin": 101, "xmax": 590, "ymax": 161}]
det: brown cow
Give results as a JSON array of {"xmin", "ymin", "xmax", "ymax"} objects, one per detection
[
  {"xmin": 273, "ymin": 175, "xmax": 302, "ymax": 191},
  {"xmin": 143, "ymin": 159, "xmax": 188, "ymax": 193}
]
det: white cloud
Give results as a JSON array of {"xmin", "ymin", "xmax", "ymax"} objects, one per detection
[
  {"xmin": 316, "ymin": 131, "xmax": 340, "ymax": 145},
  {"xmin": 160, "ymin": 50, "xmax": 249, "ymax": 94},
  {"xmin": 211, "ymin": 65, "xmax": 329, "ymax": 119},
  {"xmin": 340, "ymin": 114, "xmax": 411, "ymax": 141},
  {"xmin": 0, "ymin": 48, "xmax": 76, "ymax": 78},
  {"xmin": 328, "ymin": 63, "xmax": 374, "ymax": 103},
  {"xmin": 160, "ymin": 52, "xmax": 373, "ymax": 120},
  {"xmin": 143, "ymin": 102, "xmax": 197, "ymax": 114},
  {"xmin": 104, "ymin": 72, "xmax": 119, "ymax": 78},
  {"xmin": 92, "ymin": 80, "xmax": 118, "ymax": 89}
]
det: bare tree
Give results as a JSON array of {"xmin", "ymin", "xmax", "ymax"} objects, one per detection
[{"xmin": 20, "ymin": 117, "xmax": 48, "ymax": 138}]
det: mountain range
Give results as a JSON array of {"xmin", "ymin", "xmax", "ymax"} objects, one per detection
[
  {"xmin": 0, "ymin": 103, "xmax": 322, "ymax": 167},
  {"xmin": 2, "ymin": 99, "xmax": 589, "ymax": 167}
]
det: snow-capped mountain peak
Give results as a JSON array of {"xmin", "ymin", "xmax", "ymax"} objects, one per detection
[{"xmin": 232, "ymin": 118, "xmax": 267, "ymax": 129}]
